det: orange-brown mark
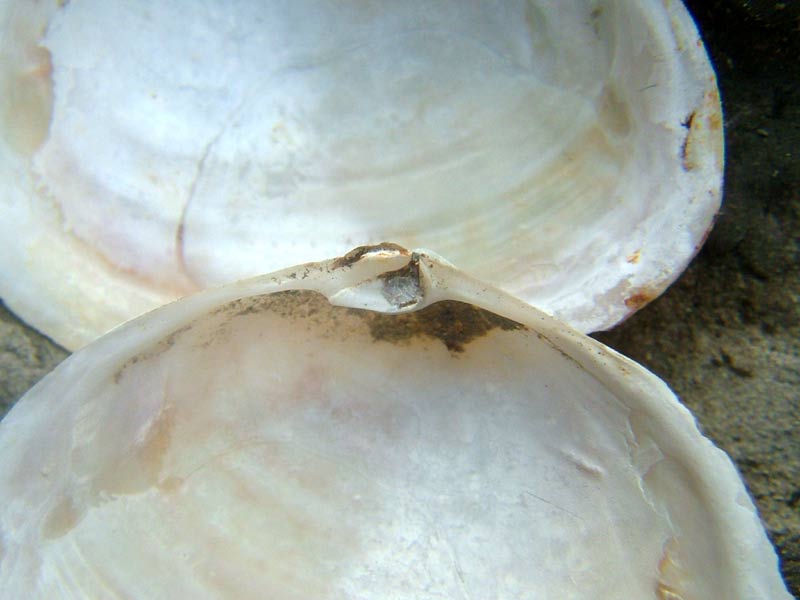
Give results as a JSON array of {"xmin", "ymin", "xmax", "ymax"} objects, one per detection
[
  {"xmin": 681, "ymin": 89, "xmax": 724, "ymax": 173},
  {"xmin": 626, "ymin": 249, "xmax": 642, "ymax": 264},
  {"xmin": 658, "ymin": 537, "xmax": 680, "ymax": 575},
  {"xmin": 656, "ymin": 534, "xmax": 686, "ymax": 597},
  {"xmin": 624, "ymin": 290, "xmax": 657, "ymax": 311}
]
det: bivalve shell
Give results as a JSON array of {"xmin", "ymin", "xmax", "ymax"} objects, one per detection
[
  {"xmin": 0, "ymin": 0, "xmax": 723, "ymax": 349},
  {"xmin": 0, "ymin": 246, "xmax": 788, "ymax": 599}
]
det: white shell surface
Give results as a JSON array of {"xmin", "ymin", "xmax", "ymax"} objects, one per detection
[
  {"xmin": 0, "ymin": 246, "xmax": 788, "ymax": 599},
  {"xmin": 0, "ymin": 0, "xmax": 723, "ymax": 350}
]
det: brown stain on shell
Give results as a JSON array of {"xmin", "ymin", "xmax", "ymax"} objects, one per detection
[
  {"xmin": 357, "ymin": 300, "xmax": 524, "ymax": 353},
  {"xmin": 626, "ymin": 249, "xmax": 642, "ymax": 264},
  {"xmin": 217, "ymin": 290, "xmax": 525, "ymax": 354},
  {"xmin": 624, "ymin": 289, "xmax": 657, "ymax": 311},
  {"xmin": 115, "ymin": 286, "xmax": 525, "ymax": 385},
  {"xmin": 681, "ymin": 88, "xmax": 724, "ymax": 173}
]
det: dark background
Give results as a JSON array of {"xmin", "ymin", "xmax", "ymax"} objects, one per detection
[{"xmin": 0, "ymin": 1, "xmax": 797, "ymax": 595}]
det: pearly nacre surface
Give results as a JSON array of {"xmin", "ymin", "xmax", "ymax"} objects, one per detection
[
  {"xmin": 0, "ymin": 246, "xmax": 788, "ymax": 599},
  {"xmin": 0, "ymin": 0, "xmax": 722, "ymax": 349}
]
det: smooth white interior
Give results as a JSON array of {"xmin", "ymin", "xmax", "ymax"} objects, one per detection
[
  {"xmin": 0, "ymin": 291, "xmax": 763, "ymax": 599},
  {"xmin": 0, "ymin": 0, "xmax": 722, "ymax": 349}
]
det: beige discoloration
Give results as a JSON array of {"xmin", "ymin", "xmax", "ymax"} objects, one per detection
[
  {"xmin": 656, "ymin": 583, "xmax": 684, "ymax": 600},
  {"xmin": 598, "ymin": 83, "xmax": 632, "ymax": 138},
  {"xmin": 42, "ymin": 495, "xmax": 83, "ymax": 540},
  {"xmin": 93, "ymin": 405, "xmax": 175, "ymax": 496},
  {"xmin": 656, "ymin": 536, "xmax": 689, "ymax": 600},
  {"xmin": 1, "ymin": 43, "xmax": 53, "ymax": 156},
  {"xmin": 157, "ymin": 475, "xmax": 184, "ymax": 493},
  {"xmin": 40, "ymin": 405, "xmax": 177, "ymax": 540}
]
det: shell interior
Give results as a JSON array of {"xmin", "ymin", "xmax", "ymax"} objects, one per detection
[
  {"xmin": 0, "ymin": 248, "xmax": 788, "ymax": 598},
  {"xmin": 0, "ymin": 0, "xmax": 722, "ymax": 349}
]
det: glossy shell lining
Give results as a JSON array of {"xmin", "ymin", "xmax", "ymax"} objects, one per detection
[
  {"xmin": 0, "ymin": 248, "xmax": 788, "ymax": 598},
  {"xmin": 0, "ymin": 0, "xmax": 722, "ymax": 349}
]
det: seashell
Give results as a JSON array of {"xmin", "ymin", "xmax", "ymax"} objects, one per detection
[
  {"xmin": 0, "ymin": 0, "xmax": 723, "ymax": 350},
  {"xmin": 0, "ymin": 246, "xmax": 789, "ymax": 598}
]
